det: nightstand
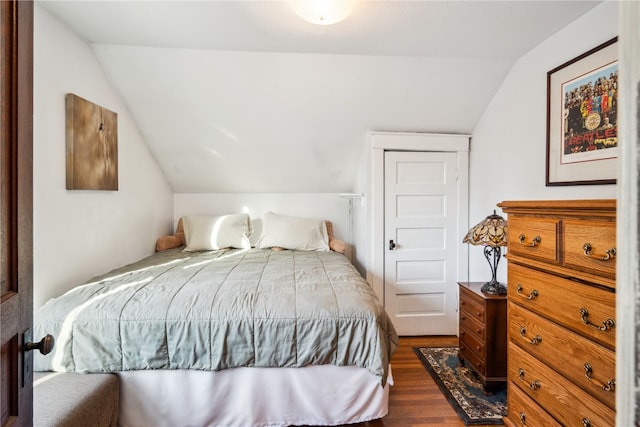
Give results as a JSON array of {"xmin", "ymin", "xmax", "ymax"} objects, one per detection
[{"xmin": 458, "ymin": 281, "xmax": 507, "ymax": 392}]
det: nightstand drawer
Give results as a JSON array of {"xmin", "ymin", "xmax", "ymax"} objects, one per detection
[
  {"xmin": 460, "ymin": 325, "xmax": 486, "ymax": 360},
  {"xmin": 459, "ymin": 340, "xmax": 485, "ymax": 374},
  {"xmin": 508, "ymin": 216, "xmax": 560, "ymax": 264},
  {"xmin": 460, "ymin": 309, "xmax": 485, "ymax": 341},
  {"xmin": 460, "ymin": 291, "xmax": 485, "ymax": 323}
]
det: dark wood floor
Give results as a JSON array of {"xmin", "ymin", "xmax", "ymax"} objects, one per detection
[{"xmin": 344, "ymin": 336, "xmax": 496, "ymax": 427}]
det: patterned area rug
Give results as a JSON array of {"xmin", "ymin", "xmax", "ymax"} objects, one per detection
[{"xmin": 413, "ymin": 347, "xmax": 507, "ymax": 425}]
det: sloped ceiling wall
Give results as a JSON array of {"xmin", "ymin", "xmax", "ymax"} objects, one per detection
[
  {"xmin": 92, "ymin": 46, "xmax": 510, "ymax": 192},
  {"xmin": 39, "ymin": 0, "xmax": 602, "ymax": 193}
]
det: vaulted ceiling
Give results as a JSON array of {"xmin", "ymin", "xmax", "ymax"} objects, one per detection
[{"xmin": 38, "ymin": 1, "xmax": 601, "ymax": 193}]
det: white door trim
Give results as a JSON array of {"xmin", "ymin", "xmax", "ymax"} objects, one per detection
[
  {"xmin": 616, "ymin": 3, "xmax": 639, "ymax": 424},
  {"xmin": 367, "ymin": 132, "xmax": 470, "ymax": 318}
]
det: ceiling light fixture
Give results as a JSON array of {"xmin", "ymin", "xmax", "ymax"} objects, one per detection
[{"xmin": 291, "ymin": 0, "xmax": 355, "ymax": 26}]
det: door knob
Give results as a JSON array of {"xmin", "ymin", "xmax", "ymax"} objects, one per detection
[
  {"xmin": 25, "ymin": 334, "xmax": 55, "ymax": 355},
  {"xmin": 389, "ymin": 239, "xmax": 396, "ymax": 250}
]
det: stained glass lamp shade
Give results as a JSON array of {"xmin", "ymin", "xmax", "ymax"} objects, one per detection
[{"xmin": 463, "ymin": 210, "xmax": 508, "ymax": 295}]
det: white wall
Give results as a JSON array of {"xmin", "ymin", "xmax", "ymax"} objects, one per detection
[
  {"xmin": 33, "ymin": 5, "xmax": 174, "ymax": 308},
  {"xmin": 351, "ymin": 137, "xmax": 369, "ymax": 276},
  {"xmin": 468, "ymin": 1, "xmax": 618, "ymax": 283}
]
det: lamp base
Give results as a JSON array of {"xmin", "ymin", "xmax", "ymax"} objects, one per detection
[{"xmin": 481, "ymin": 281, "xmax": 507, "ymax": 295}]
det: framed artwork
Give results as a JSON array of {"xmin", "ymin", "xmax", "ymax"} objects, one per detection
[
  {"xmin": 546, "ymin": 37, "xmax": 618, "ymax": 186},
  {"xmin": 66, "ymin": 93, "xmax": 118, "ymax": 190}
]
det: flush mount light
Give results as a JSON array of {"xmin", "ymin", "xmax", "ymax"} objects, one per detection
[{"xmin": 291, "ymin": 0, "xmax": 356, "ymax": 25}]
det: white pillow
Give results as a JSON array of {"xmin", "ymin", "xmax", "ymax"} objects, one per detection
[
  {"xmin": 183, "ymin": 214, "xmax": 251, "ymax": 251},
  {"xmin": 258, "ymin": 211, "xmax": 329, "ymax": 251}
]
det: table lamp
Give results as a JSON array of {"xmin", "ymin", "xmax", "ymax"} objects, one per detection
[{"xmin": 463, "ymin": 210, "xmax": 508, "ymax": 295}]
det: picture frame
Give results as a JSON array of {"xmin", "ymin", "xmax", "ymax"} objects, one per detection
[{"xmin": 546, "ymin": 37, "xmax": 618, "ymax": 186}]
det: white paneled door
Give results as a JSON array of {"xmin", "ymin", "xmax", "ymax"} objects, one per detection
[{"xmin": 384, "ymin": 151, "xmax": 458, "ymax": 335}]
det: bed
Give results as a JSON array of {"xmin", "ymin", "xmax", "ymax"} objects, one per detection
[{"xmin": 34, "ymin": 212, "xmax": 398, "ymax": 427}]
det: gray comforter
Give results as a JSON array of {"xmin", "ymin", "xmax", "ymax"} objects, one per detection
[{"xmin": 34, "ymin": 248, "xmax": 398, "ymax": 385}]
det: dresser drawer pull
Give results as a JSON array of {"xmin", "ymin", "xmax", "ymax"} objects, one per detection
[
  {"xmin": 582, "ymin": 417, "xmax": 591, "ymax": 427},
  {"xmin": 518, "ymin": 234, "xmax": 541, "ymax": 247},
  {"xmin": 579, "ymin": 308, "xmax": 616, "ymax": 331},
  {"xmin": 519, "ymin": 326, "xmax": 542, "ymax": 345},
  {"xmin": 516, "ymin": 285, "xmax": 539, "ymax": 300},
  {"xmin": 582, "ymin": 243, "xmax": 616, "ymax": 261},
  {"xmin": 584, "ymin": 363, "xmax": 616, "ymax": 392},
  {"xmin": 518, "ymin": 412, "xmax": 526, "ymax": 425},
  {"xmin": 518, "ymin": 368, "xmax": 540, "ymax": 390}
]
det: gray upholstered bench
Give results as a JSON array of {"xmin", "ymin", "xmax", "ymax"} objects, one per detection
[{"xmin": 34, "ymin": 372, "xmax": 119, "ymax": 427}]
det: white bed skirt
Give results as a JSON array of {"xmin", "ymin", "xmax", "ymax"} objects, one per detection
[{"xmin": 117, "ymin": 365, "xmax": 393, "ymax": 427}]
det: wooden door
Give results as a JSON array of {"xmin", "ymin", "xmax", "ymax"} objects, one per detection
[
  {"xmin": 384, "ymin": 151, "xmax": 459, "ymax": 335},
  {"xmin": 1, "ymin": 1, "xmax": 34, "ymax": 425}
]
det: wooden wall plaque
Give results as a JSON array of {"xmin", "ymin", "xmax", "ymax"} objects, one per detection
[{"xmin": 66, "ymin": 93, "xmax": 118, "ymax": 190}]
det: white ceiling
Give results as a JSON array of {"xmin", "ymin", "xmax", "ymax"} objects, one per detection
[{"xmin": 38, "ymin": 0, "xmax": 602, "ymax": 193}]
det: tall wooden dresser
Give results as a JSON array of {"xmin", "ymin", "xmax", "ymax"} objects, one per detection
[{"xmin": 498, "ymin": 200, "xmax": 616, "ymax": 427}]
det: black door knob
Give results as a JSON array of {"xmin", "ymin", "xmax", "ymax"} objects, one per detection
[{"xmin": 25, "ymin": 334, "xmax": 55, "ymax": 355}]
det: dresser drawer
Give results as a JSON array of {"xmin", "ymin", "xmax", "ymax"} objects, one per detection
[
  {"xmin": 564, "ymin": 219, "xmax": 616, "ymax": 280},
  {"xmin": 460, "ymin": 290, "xmax": 485, "ymax": 324},
  {"xmin": 509, "ymin": 343, "xmax": 615, "ymax": 427},
  {"xmin": 506, "ymin": 381, "xmax": 561, "ymax": 427},
  {"xmin": 508, "ymin": 263, "xmax": 616, "ymax": 350},
  {"xmin": 507, "ymin": 216, "xmax": 560, "ymax": 264},
  {"xmin": 509, "ymin": 302, "xmax": 616, "ymax": 409},
  {"xmin": 460, "ymin": 325, "xmax": 486, "ymax": 360}
]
